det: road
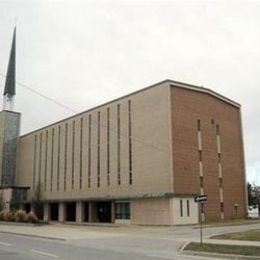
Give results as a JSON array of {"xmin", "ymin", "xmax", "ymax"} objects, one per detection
[
  {"xmin": 1, "ymin": 222, "xmax": 260, "ymax": 260},
  {"xmin": 0, "ymin": 233, "xmax": 219, "ymax": 260}
]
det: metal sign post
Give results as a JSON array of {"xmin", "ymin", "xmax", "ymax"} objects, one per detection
[
  {"xmin": 194, "ymin": 195, "xmax": 207, "ymax": 246},
  {"xmin": 200, "ymin": 202, "xmax": 204, "ymax": 246}
]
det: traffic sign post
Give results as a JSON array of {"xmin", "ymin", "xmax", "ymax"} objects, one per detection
[
  {"xmin": 194, "ymin": 195, "xmax": 207, "ymax": 203},
  {"xmin": 194, "ymin": 195, "xmax": 207, "ymax": 246}
]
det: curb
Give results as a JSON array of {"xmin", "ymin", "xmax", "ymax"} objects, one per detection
[{"xmin": 0, "ymin": 231, "xmax": 66, "ymax": 241}]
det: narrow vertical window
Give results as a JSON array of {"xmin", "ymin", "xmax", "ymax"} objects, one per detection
[
  {"xmin": 44, "ymin": 131, "xmax": 48, "ymax": 192},
  {"xmin": 220, "ymin": 202, "xmax": 224, "ymax": 212},
  {"xmin": 197, "ymin": 119, "xmax": 204, "ymax": 196},
  {"xmin": 219, "ymin": 178, "xmax": 223, "ymax": 187},
  {"xmin": 200, "ymin": 176, "xmax": 204, "ymax": 188},
  {"xmin": 197, "ymin": 120, "xmax": 201, "ymax": 131},
  {"xmin": 117, "ymin": 104, "xmax": 121, "ymax": 185},
  {"xmin": 107, "ymin": 108, "xmax": 110, "ymax": 186},
  {"xmin": 128, "ymin": 100, "xmax": 132, "ymax": 185},
  {"xmin": 50, "ymin": 128, "xmax": 55, "ymax": 192},
  {"xmin": 64, "ymin": 123, "xmax": 68, "ymax": 191},
  {"xmin": 72, "ymin": 120, "xmax": 75, "ymax": 189},
  {"xmin": 186, "ymin": 200, "xmax": 190, "ymax": 217},
  {"xmin": 218, "ymin": 153, "xmax": 221, "ymax": 163},
  {"xmin": 57, "ymin": 126, "xmax": 61, "ymax": 191},
  {"xmin": 33, "ymin": 135, "xmax": 37, "ymax": 190},
  {"xmin": 216, "ymin": 124, "xmax": 224, "ymax": 219},
  {"xmin": 216, "ymin": 125, "xmax": 221, "ymax": 153},
  {"xmin": 97, "ymin": 112, "xmax": 101, "ymax": 188},
  {"xmin": 216, "ymin": 124, "xmax": 219, "ymax": 135},
  {"xmin": 88, "ymin": 114, "xmax": 92, "ymax": 188},
  {"xmin": 198, "ymin": 151, "xmax": 202, "ymax": 161},
  {"xmin": 79, "ymin": 117, "xmax": 83, "ymax": 189},
  {"xmin": 38, "ymin": 133, "xmax": 43, "ymax": 185},
  {"xmin": 180, "ymin": 200, "xmax": 183, "ymax": 217}
]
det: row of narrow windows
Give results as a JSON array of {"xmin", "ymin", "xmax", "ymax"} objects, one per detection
[
  {"xmin": 33, "ymin": 101, "xmax": 133, "ymax": 192},
  {"xmin": 197, "ymin": 119, "xmax": 224, "ymax": 215}
]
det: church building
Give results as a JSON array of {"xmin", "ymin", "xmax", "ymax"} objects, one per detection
[{"xmin": 0, "ymin": 28, "xmax": 247, "ymax": 225}]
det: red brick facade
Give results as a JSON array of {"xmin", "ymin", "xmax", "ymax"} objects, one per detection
[{"xmin": 171, "ymin": 85, "xmax": 246, "ymax": 221}]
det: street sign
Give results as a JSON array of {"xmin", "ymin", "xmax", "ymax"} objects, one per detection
[
  {"xmin": 194, "ymin": 194, "xmax": 208, "ymax": 246},
  {"xmin": 194, "ymin": 195, "xmax": 208, "ymax": 203}
]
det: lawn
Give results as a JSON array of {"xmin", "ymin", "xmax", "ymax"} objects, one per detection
[
  {"xmin": 184, "ymin": 242, "xmax": 260, "ymax": 256},
  {"xmin": 211, "ymin": 229, "xmax": 260, "ymax": 241}
]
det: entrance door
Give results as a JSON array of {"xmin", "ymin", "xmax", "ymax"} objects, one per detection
[
  {"xmin": 50, "ymin": 203, "xmax": 59, "ymax": 221},
  {"xmin": 97, "ymin": 202, "xmax": 111, "ymax": 223},
  {"xmin": 66, "ymin": 202, "xmax": 76, "ymax": 222}
]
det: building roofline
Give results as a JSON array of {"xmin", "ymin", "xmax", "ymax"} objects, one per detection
[
  {"xmin": 20, "ymin": 79, "xmax": 240, "ymax": 138},
  {"xmin": 168, "ymin": 79, "xmax": 240, "ymax": 108},
  {"xmin": 0, "ymin": 109, "xmax": 21, "ymax": 115}
]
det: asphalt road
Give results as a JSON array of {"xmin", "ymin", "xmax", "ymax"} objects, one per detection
[
  {"xmin": 1, "ymin": 222, "xmax": 260, "ymax": 260},
  {"xmin": 0, "ymin": 233, "xmax": 219, "ymax": 260}
]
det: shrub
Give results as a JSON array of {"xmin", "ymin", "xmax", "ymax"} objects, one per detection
[
  {"xmin": 3, "ymin": 210, "xmax": 15, "ymax": 222},
  {"xmin": 0, "ymin": 210, "xmax": 5, "ymax": 221},
  {"xmin": 26, "ymin": 211, "xmax": 39, "ymax": 224},
  {"xmin": 15, "ymin": 210, "xmax": 27, "ymax": 222}
]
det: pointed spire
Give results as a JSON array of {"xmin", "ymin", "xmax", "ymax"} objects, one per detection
[{"xmin": 4, "ymin": 27, "xmax": 16, "ymax": 97}]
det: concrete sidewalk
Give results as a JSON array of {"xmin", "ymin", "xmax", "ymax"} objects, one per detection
[
  {"xmin": 190, "ymin": 237, "xmax": 260, "ymax": 247},
  {"xmin": 0, "ymin": 223, "xmax": 124, "ymax": 240}
]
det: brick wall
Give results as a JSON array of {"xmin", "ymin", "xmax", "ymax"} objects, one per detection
[{"xmin": 171, "ymin": 86, "xmax": 246, "ymax": 221}]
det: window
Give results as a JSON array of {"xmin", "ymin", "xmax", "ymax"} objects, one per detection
[
  {"xmin": 200, "ymin": 176, "xmax": 204, "ymax": 188},
  {"xmin": 180, "ymin": 200, "xmax": 183, "ymax": 217},
  {"xmin": 64, "ymin": 123, "xmax": 68, "ymax": 191},
  {"xmin": 219, "ymin": 178, "xmax": 223, "ymax": 187},
  {"xmin": 117, "ymin": 104, "xmax": 121, "ymax": 185},
  {"xmin": 220, "ymin": 202, "xmax": 224, "ymax": 212},
  {"xmin": 88, "ymin": 114, "xmax": 92, "ymax": 188},
  {"xmin": 218, "ymin": 153, "xmax": 221, "ymax": 163},
  {"xmin": 44, "ymin": 131, "xmax": 48, "ymax": 192},
  {"xmin": 72, "ymin": 120, "xmax": 75, "ymax": 189},
  {"xmin": 97, "ymin": 111, "xmax": 101, "ymax": 188},
  {"xmin": 33, "ymin": 135, "xmax": 37, "ymax": 190},
  {"xmin": 39, "ymin": 133, "xmax": 43, "ymax": 184},
  {"xmin": 107, "ymin": 108, "xmax": 110, "ymax": 186},
  {"xmin": 50, "ymin": 128, "xmax": 55, "ymax": 192},
  {"xmin": 186, "ymin": 200, "xmax": 190, "ymax": 217},
  {"xmin": 197, "ymin": 120, "xmax": 201, "ymax": 131},
  {"xmin": 79, "ymin": 117, "xmax": 83, "ymax": 189},
  {"xmin": 216, "ymin": 124, "xmax": 219, "ymax": 135},
  {"xmin": 198, "ymin": 151, "xmax": 202, "ymax": 161},
  {"xmin": 128, "ymin": 100, "xmax": 132, "ymax": 185},
  {"xmin": 115, "ymin": 202, "xmax": 130, "ymax": 219},
  {"xmin": 57, "ymin": 126, "xmax": 61, "ymax": 191}
]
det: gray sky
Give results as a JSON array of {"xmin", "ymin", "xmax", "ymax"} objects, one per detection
[{"xmin": 0, "ymin": 0, "xmax": 259, "ymax": 185}]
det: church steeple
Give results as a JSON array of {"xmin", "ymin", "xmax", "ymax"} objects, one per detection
[{"xmin": 3, "ymin": 27, "xmax": 16, "ymax": 111}]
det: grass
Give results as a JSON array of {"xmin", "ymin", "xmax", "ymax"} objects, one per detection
[
  {"xmin": 211, "ymin": 230, "xmax": 260, "ymax": 241},
  {"xmin": 184, "ymin": 242, "xmax": 260, "ymax": 256}
]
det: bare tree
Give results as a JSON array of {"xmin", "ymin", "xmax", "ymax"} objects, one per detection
[
  {"xmin": 0, "ymin": 193, "xmax": 4, "ymax": 211},
  {"xmin": 31, "ymin": 182, "xmax": 44, "ymax": 219}
]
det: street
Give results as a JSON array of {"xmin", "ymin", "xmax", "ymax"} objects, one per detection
[
  {"xmin": 0, "ymin": 233, "xmax": 218, "ymax": 260},
  {"xmin": 0, "ymin": 222, "xmax": 260, "ymax": 260}
]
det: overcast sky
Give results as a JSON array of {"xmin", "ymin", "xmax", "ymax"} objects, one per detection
[{"xmin": 0, "ymin": 0, "xmax": 259, "ymax": 185}]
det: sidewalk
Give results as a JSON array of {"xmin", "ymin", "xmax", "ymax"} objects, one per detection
[
  {"xmin": 0, "ymin": 223, "xmax": 124, "ymax": 240},
  {"xmin": 192, "ymin": 237, "xmax": 260, "ymax": 247}
]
